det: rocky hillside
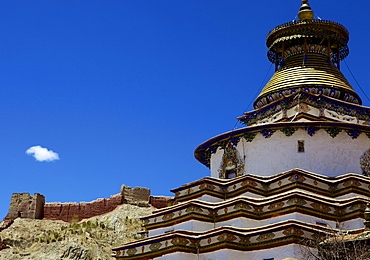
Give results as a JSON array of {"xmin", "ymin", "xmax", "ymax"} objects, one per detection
[{"xmin": 0, "ymin": 204, "xmax": 154, "ymax": 260}]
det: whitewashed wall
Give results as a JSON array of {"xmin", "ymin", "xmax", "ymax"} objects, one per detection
[
  {"xmin": 157, "ymin": 252, "xmax": 197, "ymax": 260},
  {"xmin": 148, "ymin": 213, "xmax": 364, "ymax": 236},
  {"xmin": 199, "ymin": 195, "xmax": 224, "ymax": 202},
  {"xmin": 149, "ymin": 220, "xmax": 213, "ymax": 237},
  {"xmin": 211, "ymin": 129, "xmax": 370, "ymax": 178},
  {"xmin": 156, "ymin": 246, "xmax": 303, "ymax": 260}
]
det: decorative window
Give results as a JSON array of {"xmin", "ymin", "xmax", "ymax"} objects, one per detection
[
  {"xmin": 218, "ymin": 142, "xmax": 245, "ymax": 179},
  {"xmin": 298, "ymin": 140, "xmax": 305, "ymax": 153},
  {"xmin": 360, "ymin": 148, "xmax": 370, "ymax": 176}
]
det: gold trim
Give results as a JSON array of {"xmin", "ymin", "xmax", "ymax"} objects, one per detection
[{"xmin": 257, "ymin": 53, "xmax": 356, "ymax": 101}]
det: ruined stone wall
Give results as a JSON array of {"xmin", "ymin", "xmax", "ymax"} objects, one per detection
[
  {"xmin": 4, "ymin": 185, "xmax": 172, "ymax": 223},
  {"xmin": 149, "ymin": 196, "xmax": 173, "ymax": 209},
  {"xmin": 43, "ymin": 185, "xmax": 152, "ymax": 222},
  {"xmin": 4, "ymin": 193, "xmax": 45, "ymax": 220},
  {"xmin": 43, "ymin": 193, "xmax": 123, "ymax": 222},
  {"xmin": 120, "ymin": 185, "xmax": 151, "ymax": 205}
]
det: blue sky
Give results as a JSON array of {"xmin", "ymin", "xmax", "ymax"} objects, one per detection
[{"xmin": 1, "ymin": 0, "xmax": 370, "ymax": 219}]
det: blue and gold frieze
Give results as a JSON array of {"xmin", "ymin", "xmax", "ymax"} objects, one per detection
[
  {"xmin": 171, "ymin": 169, "xmax": 370, "ymax": 203},
  {"xmin": 142, "ymin": 191, "xmax": 368, "ymax": 231},
  {"xmin": 239, "ymin": 91, "xmax": 369, "ymax": 126},
  {"xmin": 112, "ymin": 220, "xmax": 347, "ymax": 259}
]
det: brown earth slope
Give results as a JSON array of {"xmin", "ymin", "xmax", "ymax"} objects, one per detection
[{"xmin": 0, "ymin": 204, "xmax": 153, "ymax": 260}]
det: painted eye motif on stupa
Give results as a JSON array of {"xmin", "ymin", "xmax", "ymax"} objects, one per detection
[
  {"xmin": 218, "ymin": 142, "xmax": 245, "ymax": 179},
  {"xmin": 360, "ymin": 148, "xmax": 370, "ymax": 176}
]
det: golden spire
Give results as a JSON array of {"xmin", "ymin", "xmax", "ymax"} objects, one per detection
[
  {"xmin": 298, "ymin": 0, "xmax": 314, "ymax": 20},
  {"xmin": 252, "ymin": 0, "xmax": 361, "ymax": 108}
]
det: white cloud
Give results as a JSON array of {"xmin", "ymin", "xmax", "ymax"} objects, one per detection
[{"xmin": 26, "ymin": 145, "xmax": 60, "ymax": 162}]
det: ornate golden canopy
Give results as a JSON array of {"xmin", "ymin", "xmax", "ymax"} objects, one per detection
[{"xmin": 253, "ymin": 0, "xmax": 361, "ymax": 108}]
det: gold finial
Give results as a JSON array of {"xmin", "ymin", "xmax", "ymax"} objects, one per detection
[{"xmin": 298, "ymin": 0, "xmax": 314, "ymax": 20}]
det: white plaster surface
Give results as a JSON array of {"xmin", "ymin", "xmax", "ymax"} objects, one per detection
[
  {"xmin": 196, "ymin": 192, "xmax": 264, "ymax": 203},
  {"xmin": 211, "ymin": 129, "xmax": 370, "ymax": 178},
  {"xmin": 199, "ymin": 194, "xmax": 224, "ymax": 203},
  {"xmin": 149, "ymin": 220, "xmax": 213, "ymax": 237},
  {"xmin": 336, "ymin": 193, "xmax": 370, "ymax": 200},
  {"xmin": 149, "ymin": 212, "xmax": 364, "ymax": 236},
  {"xmin": 210, "ymin": 148, "xmax": 223, "ymax": 177},
  {"xmin": 154, "ymin": 245, "xmax": 304, "ymax": 260},
  {"xmin": 156, "ymin": 252, "xmax": 197, "ymax": 260}
]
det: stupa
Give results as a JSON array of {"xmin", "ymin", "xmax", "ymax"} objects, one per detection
[{"xmin": 112, "ymin": 1, "xmax": 370, "ymax": 259}]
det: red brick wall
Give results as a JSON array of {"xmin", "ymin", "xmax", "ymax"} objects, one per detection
[
  {"xmin": 150, "ymin": 196, "xmax": 173, "ymax": 209},
  {"xmin": 43, "ymin": 194, "xmax": 123, "ymax": 222},
  {"xmin": 5, "ymin": 186, "xmax": 174, "ymax": 223}
]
